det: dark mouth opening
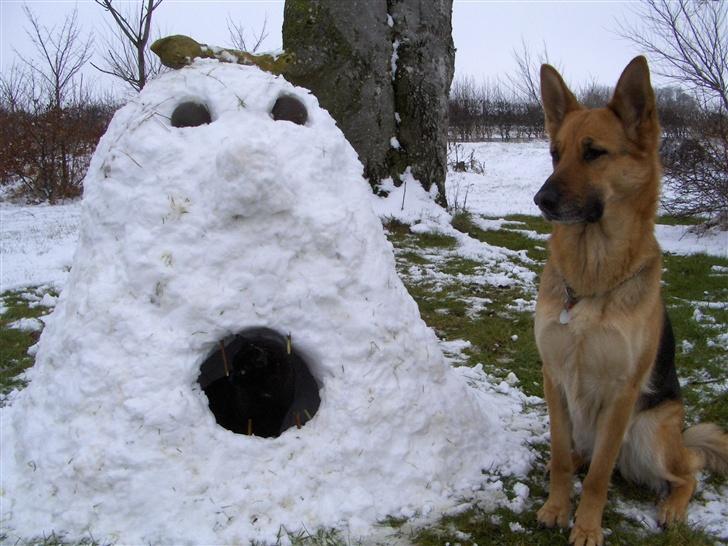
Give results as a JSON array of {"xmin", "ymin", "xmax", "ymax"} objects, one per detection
[{"xmin": 198, "ymin": 327, "xmax": 321, "ymax": 438}]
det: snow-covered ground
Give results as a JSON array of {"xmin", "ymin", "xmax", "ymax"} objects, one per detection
[
  {"xmin": 1, "ymin": 202, "xmax": 80, "ymax": 292},
  {"xmin": 1, "ymin": 136, "xmax": 726, "ymax": 543},
  {"xmin": 446, "ymin": 140, "xmax": 728, "ymax": 257}
]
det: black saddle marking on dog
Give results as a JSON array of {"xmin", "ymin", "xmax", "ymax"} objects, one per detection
[{"xmin": 638, "ymin": 308, "xmax": 681, "ymax": 411}]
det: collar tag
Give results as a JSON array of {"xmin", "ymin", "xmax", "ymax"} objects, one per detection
[
  {"xmin": 559, "ymin": 308, "xmax": 571, "ymax": 324},
  {"xmin": 560, "ymin": 282, "xmax": 579, "ymax": 325}
]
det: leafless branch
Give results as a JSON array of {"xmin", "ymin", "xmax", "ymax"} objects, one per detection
[
  {"xmin": 616, "ymin": 0, "xmax": 727, "ymax": 111},
  {"xmin": 19, "ymin": 6, "xmax": 92, "ymax": 108},
  {"xmin": 506, "ymin": 38, "xmax": 560, "ymax": 105},
  {"xmin": 226, "ymin": 14, "xmax": 269, "ymax": 53},
  {"xmin": 93, "ymin": 0, "xmax": 164, "ymax": 91},
  {"xmin": 616, "ymin": 0, "xmax": 728, "ymax": 227}
]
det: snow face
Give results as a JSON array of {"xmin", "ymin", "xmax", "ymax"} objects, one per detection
[{"xmin": 1, "ymin": 61, "xmax": 532, "ymax": 544}]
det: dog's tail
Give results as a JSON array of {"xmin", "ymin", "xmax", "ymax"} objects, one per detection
[{"xmin": 684, "ymin": 423, "xmax": 728, "ymax": 475}]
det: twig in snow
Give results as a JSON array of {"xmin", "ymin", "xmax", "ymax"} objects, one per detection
[{"xmin": 219, "ymin": 340, "xmax": 230, "ymax": 377}]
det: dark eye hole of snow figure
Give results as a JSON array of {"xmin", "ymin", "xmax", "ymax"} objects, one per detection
[
  {"xmin": 171, "ymin": 101, "xmax": 212, "ymax": 128},
  {"xmin": 271, "ymin": 95, "xmax": 308, "ymax": 125}
]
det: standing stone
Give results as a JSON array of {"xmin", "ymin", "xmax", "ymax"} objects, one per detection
[
  {"xmin": 282, "ymin": 0, "xmax": 454, "ymax": 206},
  {"xmin": 390, "ymin": 0, "xmax": 454, "ymax": 207},
  {"xmin": 282, "ymin": 1, "xmax": 395, "ymax": 184}
]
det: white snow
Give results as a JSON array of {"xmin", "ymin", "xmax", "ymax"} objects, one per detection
[
  {"xmin": 374, "ymin": 172, "xmax": 536, "ymax": 288},
  {"xmin": 0, "ymin": 62, "xmax": 534, "ymax": 545},
  {"xmin": 448, "ymin": 141, "xmax": 728, "ymax": 258},
  {"xmin": 0, "ymin": 202, "xmax": 80, "ymax": 292},
  {"xmin": 656, "ymin": 224, "xmax": 728, "ymax": 258},
  {"xmin": 446, "ymin": 141, "xmax": 552, "ymax": 217},
  {"xmin": 7, "ymin": 317, "xmax": 44, "ymax": 332},
  {"xmin": 391, "ymin": 38, "xmax": 400, "ymax": 81}
]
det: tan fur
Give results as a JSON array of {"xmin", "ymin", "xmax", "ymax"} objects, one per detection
[
  {"xmin": 683, "ymin": 423, "xmax": 728, "ymax": 475},
  {"xmin": 534, "ymin": 57, "xmax": 728, "ymax": 546}
]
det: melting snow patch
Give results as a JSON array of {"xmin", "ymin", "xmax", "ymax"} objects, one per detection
[
  {"xmin": 7, "ymin": 317, "xmax": 43, "ymax": 332},
  {"xmin": 507, "ymin": 298, "xmax": 536, "ymax": 313},
  {"xmin": 509, "ymin": 521, "xmax": 526, "ymax": 532},
  {"xmin": 689, "ymin": 485, "xmax": 728, "ymax": 540}
]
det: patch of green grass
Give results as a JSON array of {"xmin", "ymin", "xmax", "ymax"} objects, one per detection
[
  {"xmin": 398, "ymin": 250, "xmax": 430, "ymax": 266},
  {"xmin": 1, "ymin": 287, "xmax": 55, "ymax": 394},
  {"xmin": 383, "ymin": 218, "xmax": 458, "ymax": 251},
  {"xmin": 285, "ymin": 527, "xmax": 356, "ymax": 546},
  {"xmin": 500, "ymin": 214, "xmax": 553, "ymax": 234},
  {"xmin": 440, "ymin": 257, "xmax": 483, "ymax": 277},
  {"xmin": 656, "ymin": 215, "xmax": 703, "ymax": 226},
  {"xmin": 382, "ymin": 217, "xmax": 411, "ymax": 238},
  {"xmin": 413, "ymin": 501, "xmax": 716, "ymax": 546},
  {"xmin": 662, "ymin": 252, "xmax": 728, "ymax": 301},
  {"xmin": 451, "ymin": 210, "xmax": 477, "ymax": 234},
  {"xmin": 662, "ymin": 252, "xmax": 728, "ymax": 429},
  {"xmin": 0, "ymin": 532, "xmax": 106, "ymax": 546},
  {"xmin": 460, "ymin": 221, "xmax": 548, "ymax": 265},
  {"xmin": 416, "ymin": 231, "xmax": 458, "ymax": 249}
]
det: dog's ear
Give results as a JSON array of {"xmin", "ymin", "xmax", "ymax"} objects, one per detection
[
  {"xmin": 540, "ymin": 64, "xmax": 580, "ymax": 140},
  {"xmin": 608, "ymin": 56, "xmax": 658, "ymax": 146}
]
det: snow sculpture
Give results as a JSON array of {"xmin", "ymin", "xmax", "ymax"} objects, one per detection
[{"xmin": 1, "ymin": 61, "xmax": 528, "ymax": 544}]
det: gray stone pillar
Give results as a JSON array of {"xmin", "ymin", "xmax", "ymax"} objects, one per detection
[{"xmin": 283, "ymin": 0, "xmax": 454, "ymax": 207}]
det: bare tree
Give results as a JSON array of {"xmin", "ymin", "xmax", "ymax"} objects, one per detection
[
  {"xmin": 92, "ymin": 0, "xmax": 163, "ymax": 91},
  {"xmin": 21, "ymin": 6, "xmax": 92, "ymax": 108},
  {"xmin": 507, "ymin": 39, "xmax": 558, "ymax": 105},
  {"xmin": 617, "ymin": 0, "xmax": 728, "ymax": 227},
  {"xmin": 578, "ymin": 79, "xmax": 611, "ymax": 109},
  {"xmin": 226, "ymin": 15, "xmax": 269, "ymax": 53},
  {"xmin": 617, "ymin": 0, "xmax": 727, "ymax": 111},
  {"xmin": 1, "ymin": 7, "xmax": 104, "ymax": 202}
]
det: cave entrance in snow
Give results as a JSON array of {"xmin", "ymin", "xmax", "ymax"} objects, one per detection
[{"xmin": 198, "ymin": 328, "xmax": 320, "ymax": 438}]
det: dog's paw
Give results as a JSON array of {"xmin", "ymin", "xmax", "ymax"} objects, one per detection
[
  {"xmin": 569, "ymin": 522, "xmax": 604, "ymax": 546},
  {"xmin": 537, "ymin": 499, "xmax": 570, "ymax": 528},
  {"xmin": 658, "ymin": 497, "xmax": 688, "ymax": 527}
]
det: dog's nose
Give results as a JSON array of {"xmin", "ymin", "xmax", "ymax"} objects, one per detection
[{"xmin": 534, "ymin": 183, "xmax": 561, "ymax": 214}]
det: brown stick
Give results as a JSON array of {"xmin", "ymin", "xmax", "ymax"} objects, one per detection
[
  {"xmin": 219, "ymin": 340, "xmax": 230, "ymax": 377},
  {"xmin": 295, "ymin": 413, "xmax": 302, "ymax": 429},
  {"xmin": 247, "ymin": 418, "xmax": 253, "ymax": 436}
]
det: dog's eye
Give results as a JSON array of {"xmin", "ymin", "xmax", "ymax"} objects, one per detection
[
  {"xmin": 583, "ymin": 146, "xmax": 607, "ymax": 162},
  {"xmin": 550, "ymin": 149, "xmax": 560, "ymax": 163}
]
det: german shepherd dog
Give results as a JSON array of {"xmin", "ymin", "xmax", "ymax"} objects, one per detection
[{"xmin": 533, "ymin": 56, "xmax": 728, "ymax": 545}]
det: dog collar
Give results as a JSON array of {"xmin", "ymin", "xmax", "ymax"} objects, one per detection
[
  {"xmin": 558, "ymin": 263, "xmax": 647, "ymax": 325},
  {"xmin": 559, "ymin": 283, "xmax": 580, "ymax": 324}
]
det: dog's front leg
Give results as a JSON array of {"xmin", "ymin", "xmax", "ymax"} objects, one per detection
[
  {"xmin": 570, "ymin": 386, "xmax": 640, "ymax": 546},
  {"xmin": 538, "ymin": 368, "xmax": 574, "ymax": 529}
]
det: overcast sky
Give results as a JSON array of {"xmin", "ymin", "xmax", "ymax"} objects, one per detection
[{"xmin": 1, "ymin": 0, "xmax": 657, "ymax": 98}]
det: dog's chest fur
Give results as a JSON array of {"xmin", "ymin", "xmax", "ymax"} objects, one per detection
[{"xmin": 535, "ymin": 278, "xmax": 656, "ymax": 457}]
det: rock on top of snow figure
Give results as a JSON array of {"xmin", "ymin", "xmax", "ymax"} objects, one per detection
[{"xmin": 1, "ymin": 60, "xmax": 529, "ymax": 544}]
